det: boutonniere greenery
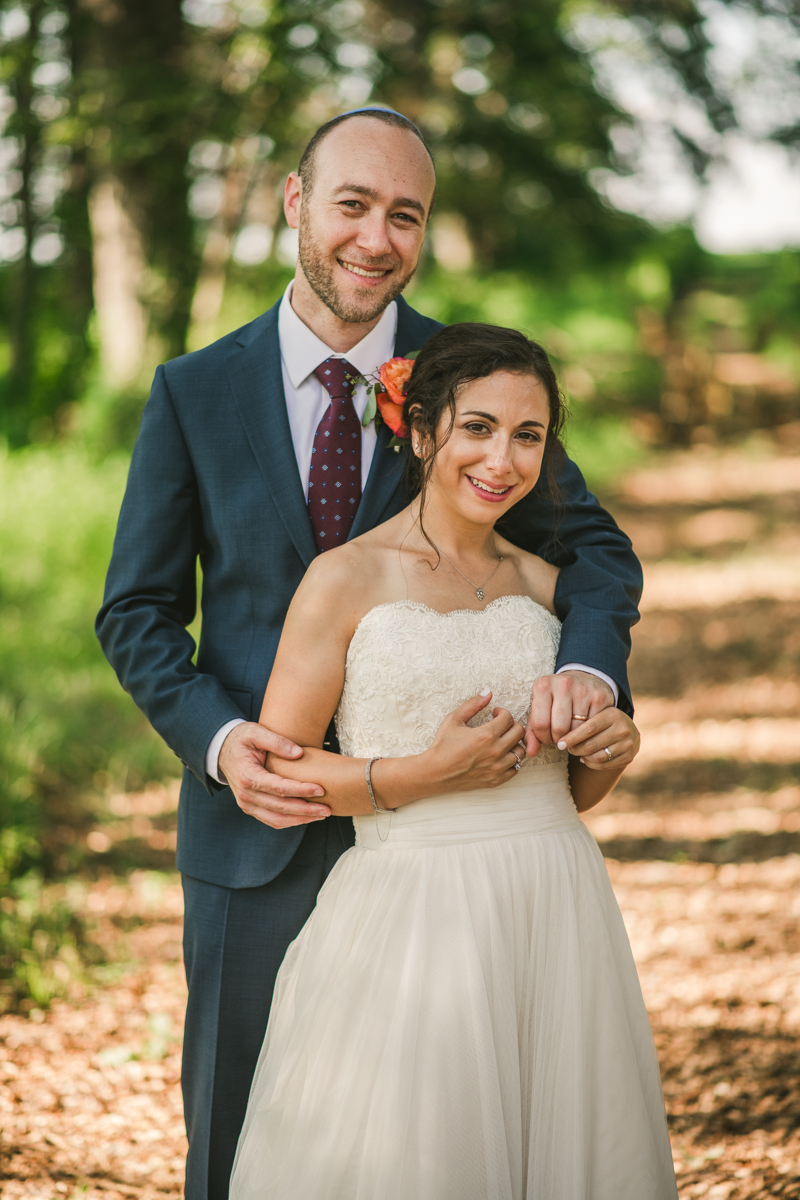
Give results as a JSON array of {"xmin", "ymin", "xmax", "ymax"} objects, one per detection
[{"xmin": 355, "ymin": 352, "xmax": 418, "ymax": 452}]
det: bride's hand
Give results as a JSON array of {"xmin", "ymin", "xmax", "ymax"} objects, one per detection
[
  {"xmin": 424, "ymin": 691, "xmax": 526, "ymax": 793},
  {"xmin": 555, "ymin": 708, "xmax": 640, "ymax": 770}
]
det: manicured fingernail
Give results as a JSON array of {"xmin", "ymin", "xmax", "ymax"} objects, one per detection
[
  {"xmin": 480, "ymin": 687, "xmax": 491, "ymax": 696},
  {"xmin": 557, "ymin": 740, "xmax": 567, "ymax": 750}
]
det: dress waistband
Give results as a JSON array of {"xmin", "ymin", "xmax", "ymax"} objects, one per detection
[{"xmin": 353, "ymin": 761, "xmax": 580, "ymax": 850}]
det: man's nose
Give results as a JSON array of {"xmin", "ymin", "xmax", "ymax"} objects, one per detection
[{"xmin": 354, "ymin": 211, "xmax": 393, "ymax": 259}]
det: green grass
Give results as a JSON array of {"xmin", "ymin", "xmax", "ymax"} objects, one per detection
[
  {"xmin": 0, "ymin": 442, "xmax": 179, "ymax": 874},
  {"xmin": 0, "ymin": 441, "xmax": 184, "ymax": 1008}
]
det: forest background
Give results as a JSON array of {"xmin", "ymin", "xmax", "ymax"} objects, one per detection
[{"xmin": 0, "ymin": 0, "xmax": 799, "ymax": 1011}]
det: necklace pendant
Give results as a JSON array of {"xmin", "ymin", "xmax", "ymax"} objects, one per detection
[{"xmin": 476, "ymin": 588, "xmax": 485, "ymax": 601}]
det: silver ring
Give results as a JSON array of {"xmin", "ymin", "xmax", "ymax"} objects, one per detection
[
  {"xmin": 511, "ymin": 749, "xmax": 523, "ymax": 771},
  {"xmin": 603, "ymin": 746, "xmax": 613, "ymax": 762}
]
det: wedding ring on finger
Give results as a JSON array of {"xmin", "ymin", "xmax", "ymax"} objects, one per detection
[
  {"xmin": 572, "ymin": 714, "xmax": 587, "ymax": 722},
  {"xmin": 511, "ymin": 749, "xmax": 523, "ymax": 772},
  {"xmin": 603, "ymin": 746, "xmax": 613, "ymax": 762}
]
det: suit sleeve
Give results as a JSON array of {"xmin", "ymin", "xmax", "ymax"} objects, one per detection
[
  {"xmin": 96, "ymin": 365, "xmax": 246, "ymax": 792},
  {"xmin": 497, "ymin": 454, "xmax": 642, "ymax": 715}
]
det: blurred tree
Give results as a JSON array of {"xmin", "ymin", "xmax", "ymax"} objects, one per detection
[
  {"xmin": 0, "ymin": 0, "xmax": 93, "ymax": 441},
  {"xmin": 73, "ymin": 0, "xmax": 207, "ymax": 382},
  {"xmin": 0, "ymin": 0, "xmax": 797, "ymax": 440},
  {"xmin": 2, "ymin": 0, "xmax": 45, "ymax": 421}
]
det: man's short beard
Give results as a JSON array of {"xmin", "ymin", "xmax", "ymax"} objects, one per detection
[{"xmin": 298, "ymin": 215, "xmax": 416, "ymax": 324}]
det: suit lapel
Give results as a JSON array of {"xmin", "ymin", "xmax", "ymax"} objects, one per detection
[
  {"xmin": 225, "ymin": 301, "xmax": 318, "ymax": 568},
  {"xmin": 349, "ymin": 417, "xmax": 406, "ymax": 539},
  {"xmin": 225, "ymin": 295, "xmax": 446, "ymax": 555},
  {"xmin": 349, "ymin": 297, "xmax": 446, "ymax": 538}
]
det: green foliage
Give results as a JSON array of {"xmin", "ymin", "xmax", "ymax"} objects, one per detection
[
  {"xmin": 407, "ymin": 262, "xmax": 654, "ymax": 480},
  {"xmin": 0, "ymin": 442, "xmax": 179, "ymax": 877},
  {"xmin": 0, "ymin": 438, "xmax": 182, "ymax": 1003},
  {"xmin": 563, "ymin": 406, "xmax": 645, "ymax": 489},
  {"xmin": 0, "ymin": 867, "xmax": 100, "ymax": 1013}
]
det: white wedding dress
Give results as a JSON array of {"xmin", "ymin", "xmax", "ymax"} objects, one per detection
[{"xmin": 230, "ymin": 596, "xmax": 677, "ymax": 1200}]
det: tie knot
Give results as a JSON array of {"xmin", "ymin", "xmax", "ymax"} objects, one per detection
[{"xmin": 313, "ymin": 357, "xmax": 358, "ymax": 400}]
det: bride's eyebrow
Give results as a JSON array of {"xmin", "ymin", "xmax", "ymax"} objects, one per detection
[
  {"xmin": 462, "ymin": 409, "xmax": 497, "ymax": 422},
  {"xmin": 462, "ymin": 409, "xmax": 545, "ymax": 430}
]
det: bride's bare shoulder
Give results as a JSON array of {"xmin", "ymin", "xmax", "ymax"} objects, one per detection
[
  {"xmin": 495, "ymin": 535, "xmax": 560, "ymax": 615},
  {"xmin": 291, "ymin": 538, "xmax": 387, "ymax": 630}
]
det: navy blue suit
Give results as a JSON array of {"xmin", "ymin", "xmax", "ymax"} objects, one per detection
[{"xmin": 97, "ymin": 295, "xmax": 642, "ymax": 1197}]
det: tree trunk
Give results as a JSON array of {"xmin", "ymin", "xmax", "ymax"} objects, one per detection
[
  {"xmin": 188, "ymin": 143, "xmax": 272, "ymax": 352},
  {"xmin": 87, "ymin": 176, "xmax": 148, "ymax": 388},
  {"xmin": 7, "ymin": 0, "xmax": 47, "ymax": 432},
  {"xmin": 80, "ymin": 0, "xmax": 197, "ymax": 364}
]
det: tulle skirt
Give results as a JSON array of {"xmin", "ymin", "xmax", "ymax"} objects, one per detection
[{"xmin": 230, "ymin": 763, "xmax": 677, "ymax": 1200}]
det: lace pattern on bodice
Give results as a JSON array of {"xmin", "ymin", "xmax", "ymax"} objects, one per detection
[{"xmin": 335, "ymin": 595, "xmax": 567, "ymax": 769}]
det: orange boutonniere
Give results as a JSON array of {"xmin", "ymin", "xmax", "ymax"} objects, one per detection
[{"xmin": 358, "ymin": 352, "xmax": 418, "ymax": 450}]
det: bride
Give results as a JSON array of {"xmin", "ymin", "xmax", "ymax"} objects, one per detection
[{"xmin": 230, "ymin": 322, "xmax": 677, "ymax": 1199}]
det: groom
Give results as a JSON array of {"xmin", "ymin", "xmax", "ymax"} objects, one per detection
[{"xmin": 97, "ymin": 108, "xmax": 642, "ymax": 1198}]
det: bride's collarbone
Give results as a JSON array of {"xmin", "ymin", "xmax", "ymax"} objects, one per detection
[
  {"xmin": 345, "ymin": 539, "xmax": 556, "ymax": 622},
  {"xmin": 400, "ymin": 557, "xmax": 554, "ymax": 617}
]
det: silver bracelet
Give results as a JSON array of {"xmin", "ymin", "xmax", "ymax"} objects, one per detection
[{"xmin": 365, "ymin": 757, "xmax": 395, "ymax": 814}]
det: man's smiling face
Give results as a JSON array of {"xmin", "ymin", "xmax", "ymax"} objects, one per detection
[{"xmin": 290, "ymin": 116, "xmax": 435, "ymax": 325}]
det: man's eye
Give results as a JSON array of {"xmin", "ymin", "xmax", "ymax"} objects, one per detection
[{"xmin": 393, "ymin": 212, "xmax": 419, "ymax": 225}]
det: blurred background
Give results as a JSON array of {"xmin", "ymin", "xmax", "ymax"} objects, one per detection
[{"xmin": 1, "ymin": 1, "xmax": 800, "ymax": 1193}]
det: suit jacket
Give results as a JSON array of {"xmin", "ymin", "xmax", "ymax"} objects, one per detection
[{"xmin": 97, "ymin": 295, "xmax": 642, "ymax": 889}]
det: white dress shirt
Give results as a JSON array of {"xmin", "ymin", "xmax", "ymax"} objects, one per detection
[{"xmin": 206, "ymin": 285, "xmax": 617, "ymax": 783}]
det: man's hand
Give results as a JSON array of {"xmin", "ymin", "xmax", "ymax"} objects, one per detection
[
  {"xmin": 525, "ymin": 670, "xmax": 615, "ymax": 757},
  {"xmin": 218, "ymin": 722, "xmax": 331, "ymax": 829}
]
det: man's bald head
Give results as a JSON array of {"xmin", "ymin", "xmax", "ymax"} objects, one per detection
[{"xmin": 298, "ymin": 108, "xmax": 435, "ymax": 201}]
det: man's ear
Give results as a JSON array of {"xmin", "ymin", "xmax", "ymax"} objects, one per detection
[{"xmin": 284, "ymin": 172, "xmax": 302, "ymax": 229}]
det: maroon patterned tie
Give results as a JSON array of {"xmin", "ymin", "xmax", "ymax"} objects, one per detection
[{"xmin": 308, "ymin": 357, "xmax": 362, "ymax": 552}]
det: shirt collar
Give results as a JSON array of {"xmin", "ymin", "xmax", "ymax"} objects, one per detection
[{"xmin": 278, "ymin": 281, "xmax": 398, "ymax": 390}]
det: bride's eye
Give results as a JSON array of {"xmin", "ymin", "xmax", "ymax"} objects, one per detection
[
  {"xmin": 464, "ymin": 421, "xmax": 489, "ymax": 435},
  {"xmin": 516, "ymin": 430, "xmax": 541, "ymax": 444}
]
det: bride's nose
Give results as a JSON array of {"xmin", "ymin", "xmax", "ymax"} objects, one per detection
[{"xmin": 482, "ymin": 436, "xmax": 514, "ymax": 474}]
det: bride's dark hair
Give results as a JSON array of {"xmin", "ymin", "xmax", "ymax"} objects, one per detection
[{"xmin": 403, "ymin": 322, "xmax": 567, "ymax": 545}]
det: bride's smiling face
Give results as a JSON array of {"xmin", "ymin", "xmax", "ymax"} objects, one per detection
[{"xmin": 420, "ymin": 370, "xmax": 551, "ymax": 523}]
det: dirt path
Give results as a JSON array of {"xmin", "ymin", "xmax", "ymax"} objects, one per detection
[
  {"xmin": 1, "ymin": 876, "xmax": 187, "ymax": 1198},
  {"xmin": 3, "ymin": 444, "xmax": 800, "ymax": 1198}
]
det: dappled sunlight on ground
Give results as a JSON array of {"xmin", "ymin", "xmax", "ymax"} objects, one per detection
[{"xmin": 0, "ymin": 876, "xmax": 186, "ymax": 1198}]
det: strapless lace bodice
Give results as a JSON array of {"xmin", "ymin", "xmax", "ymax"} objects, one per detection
[{"xmin": 335, "ymin": 594, "xmax": 567, "ymax": 769}]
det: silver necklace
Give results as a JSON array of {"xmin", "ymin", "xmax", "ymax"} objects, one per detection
[{"xmin": 438, "ymin": 546, "xmax": 504, "ymax": 602}]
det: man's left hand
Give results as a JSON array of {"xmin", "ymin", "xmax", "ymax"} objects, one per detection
[{"xmin": 525, "ymin": 670, "xmax": 615, "ymax": 757}]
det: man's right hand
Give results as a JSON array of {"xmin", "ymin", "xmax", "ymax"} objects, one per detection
[
  {"xmin": 424, "ymin": 691, "xmax": 526, "ymax": 794},
  {"xmin": 218, "ymin": 723, "xmax": 331, "ymax": 829}
]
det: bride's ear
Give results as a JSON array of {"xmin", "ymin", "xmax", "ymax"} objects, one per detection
[{"xmin": 407, "ymin": 405, "xmax": 424, "ymax": 458}]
